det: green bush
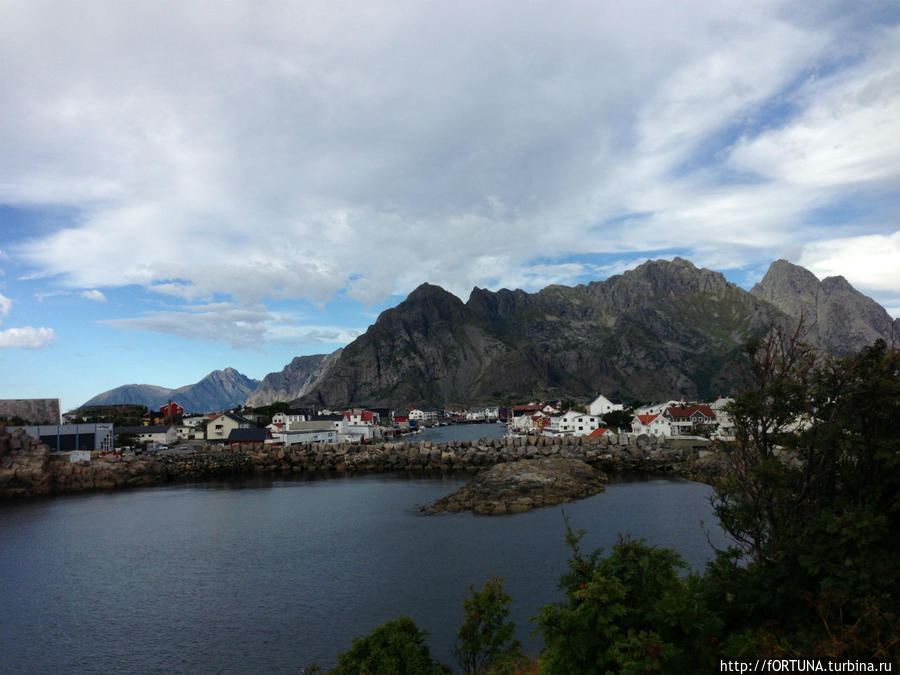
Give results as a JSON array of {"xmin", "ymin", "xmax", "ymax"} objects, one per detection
[
  {"xmin": 328, "ymin": 616, "xmax": 449, "ymax": 675},
  {"xmin": 537, "ymin": 530, "xmax": 721, "ymax": 673},
  {"xmin": 453, "ymin": 576, "xmax": 522, "ymax": 674}
]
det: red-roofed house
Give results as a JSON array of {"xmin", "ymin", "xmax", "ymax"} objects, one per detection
[
  {"xmin": 631, "ymin": 413, "xmax": 675, "ymax": 437},
  {"xmin": 663, "ymin": 405, "xmax": 717, "ymax": 435},
  {"xmin": 343, "ymin": 409, "xmax": 379, "ymax": 426},
  {"xmin": 160, "ymin": 402, "xmax": 184, "ymax": 419},
  {"xmin": 587, "ymin": 428, "xmax": 610, "ymax": 438}
]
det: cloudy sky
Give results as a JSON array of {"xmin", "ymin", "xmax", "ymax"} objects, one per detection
[{"xmin": 2, "ymin": 0, "xmax": 899, "ymax": 412}]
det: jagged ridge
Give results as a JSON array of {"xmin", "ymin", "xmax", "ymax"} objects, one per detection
[{"xmin": 296, "ymin": 258, "xmax": 897, "ymax": 408}]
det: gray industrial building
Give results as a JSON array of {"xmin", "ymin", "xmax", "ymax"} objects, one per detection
[{"xmin": 14, "ymin": 423, "xmax": 115, "ymax": 453}]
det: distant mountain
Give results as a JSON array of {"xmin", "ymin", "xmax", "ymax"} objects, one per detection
[
  {"xmin": 293, "ymin": 258, "xmax": 897, "ymax": 409},
  {"xmin": 750, "ymin": 259, "xmax": 899, "ymax": 355},
  {"xmin": 245, "ymin": 349, "xmax": 342, "ymax": 406},
  {"xmin": 82, "ymin": 368, "xmax": 260, "ymax": 413}
]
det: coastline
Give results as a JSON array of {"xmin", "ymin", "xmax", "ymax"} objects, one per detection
[{"xmin": 1, "ymin": 425, "xmax": 726, "ymax": 500}]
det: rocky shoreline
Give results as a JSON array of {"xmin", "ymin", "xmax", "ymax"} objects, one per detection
[{"xmin": 0, "ymin": 425, "xmax": 727, "ymax": 502}]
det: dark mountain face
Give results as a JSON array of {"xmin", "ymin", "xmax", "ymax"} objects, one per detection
[
  {"xmin": 246, "ymin": 350, "xmax": 341, "ymax": 406},
  {"xmin": 82, "ymin": 368, "xmax": 259, "ymax": 413},
  {"xmin": 297, "ymin": 258, "xmax": 897, "ymax": 410}
]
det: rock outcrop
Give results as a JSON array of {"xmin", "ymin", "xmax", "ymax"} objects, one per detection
[
  {"xmin": 424, "ymin": 458, "xmax": 608, "ymax": 515},
  {"xmin": 0, "ymin": 426, "xmax": 53, "ymax": 497}
]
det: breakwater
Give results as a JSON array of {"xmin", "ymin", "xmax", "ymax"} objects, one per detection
[{"xmin": 0, "ymin": 425, "xmax": 724, "ymax": 499}]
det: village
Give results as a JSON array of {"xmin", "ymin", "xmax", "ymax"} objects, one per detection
[{"xmin": 4, "ymin": 391, "xmax": 738, "ymax": 460}]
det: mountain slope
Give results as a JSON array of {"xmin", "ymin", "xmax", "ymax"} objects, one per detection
[
  {"xmin": 246, "ymin": 350, "xmax": 342, "ymax": 406},
  {"xmin": 82, "ymin": 368, "xmax": 259, "ymax": 413},
  {"xmin": 297, "ymin": 258, "xmax": 897, "ymax": 409}
]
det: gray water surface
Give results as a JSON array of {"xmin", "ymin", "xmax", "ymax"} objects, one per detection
[{"xmin": 0, "ymin": 472, "xmax": 726, "ymax": 673}]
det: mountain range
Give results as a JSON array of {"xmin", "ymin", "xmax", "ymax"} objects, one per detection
[
  {"xmin": 81, "ymin": 368, "xmax": 260, "ymax": 413},
  {"xmin": 293, "ymin": 258, "xmax": 898, "ymax": 408},
  {"xmin": 82, "ymin": 258, "xmax": 898, "ymax": 412}
]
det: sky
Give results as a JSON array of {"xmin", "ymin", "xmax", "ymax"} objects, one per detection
[{"xmin": 1, "ymin": 0, "xmax": 899, "ymax": 413}]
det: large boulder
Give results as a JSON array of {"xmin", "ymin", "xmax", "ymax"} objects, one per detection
[{"xmin": 424, "ymin": 457, "xmax": 607, "ymax": 515}]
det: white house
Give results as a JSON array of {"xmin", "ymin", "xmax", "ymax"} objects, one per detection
[
  {"xmin": 508, "ymin": 412, "xmax": 545, "ymax": 434},
  {"xmin": 408, "ymin": 409, "xmax": 439, "ymax": 424},
  {"xmin": 206, "ymin": 412, "xmax": 253, "ymax": 441},
  {"xmin": 465, "ymin": 408, "xmax": 487, "ymax": 421},
  {"xmin": 120, "ymin": 425, "xmax": 179, "ymax": 447},
  {"xmin": 588, "ymin": 394, "xmax": 624, "ymax": 417},
  {"xmin": 342, "ymin": 409, "xmax": 380, "ymax": 426},
  {"xmin": 709, "ymin": 397, "xmax": 735, "ymax": 438},
  {"xmin": 272, "ymin": 409, "xmax": 308, "ymax": 426},
  {"xmin": 630, "ymin": 413, "xmax": 675, "ymax": 437},
  {"xmin": 570, "ymin": 414, "xmax": 604, "ymax": 436},
  {"xmin": 277, "ymin": 422, "xmax": 338, "ymax": 445},
  {"xmin": 542, "ymin": 411, "xmax": 605, "ymax": 436}
]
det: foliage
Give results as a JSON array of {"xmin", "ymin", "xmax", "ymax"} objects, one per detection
[
  {"xmin": 328, "ymin": 616, "xmax": 450, "ymax": 675},
  {"xmin": 115, "ymin": 432, "xmax": 139, "ymax": 448},
  {"xmin": 249, "ymin": 401, "xmax": 291, "ymax": 426},
  {"xmin": 711, "ymin": 332, "xmax": 900, "ymax": 660},
  {"xmin": 453, "ymin": 576, "xmax": 522, "ymax": 674},
  {"xmin": 537, "ymin": 527, "xmax": 721, "ymax": 673},
  {"xmin": 600, "ymin": 409, "xmax": 633, "ymax": 432}
]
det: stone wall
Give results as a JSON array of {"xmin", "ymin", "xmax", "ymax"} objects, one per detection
[
  {"xmin": 1, "ymin": 427, "xmax": 725, "ymax": 499},
  {"xmin": 0, "ymin": 398, "xmax": 60, "ymax": 424}
]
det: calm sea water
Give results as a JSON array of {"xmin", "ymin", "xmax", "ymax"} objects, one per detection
[{"xmin": 0, "ymin": 429, "xmax": 727, "ymax": 673}]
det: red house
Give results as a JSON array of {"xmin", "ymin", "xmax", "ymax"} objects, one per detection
[{"xmin": 160, "ymin": 402, "xmax": 184, "ymax": 419}]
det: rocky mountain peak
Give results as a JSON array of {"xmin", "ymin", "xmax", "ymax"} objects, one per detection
[{"xmin": 751, "ymin": 260, "xmax": 895, "ymax": 354}]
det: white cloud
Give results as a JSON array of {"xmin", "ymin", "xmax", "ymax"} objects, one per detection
[
  {"xmin": 1, "ymin": 1, "xmax": 897, "ymax": 315},
  {"xmin": 101, "ymin": 302, "xmax": 362, "ymax": 348},
  {"xmin": 0, "ymin": 292, "xmax": 57, "ymax": 348},
  {"xmin": 80, "ymin": 289, "xmax": 107, "ymax": 302},
  {"xmin": 798, "ymin": 230, "xmax": 900, "ymax": 293},
  {"xmin": 265, "ymin": 325, "xmax": 362, "ymax": 345},
  {"xmin": 0, "ymin": 326, "xmax": 57, "ymax": 349},
  {"xmin": 102, "ymin": 303, "xmax": 271, "ymax": 349},
  {"xmin": 728, "ymin": 26, "xmax": 900, "ymax": 189}
]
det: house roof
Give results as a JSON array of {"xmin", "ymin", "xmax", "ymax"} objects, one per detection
[
  {"xmin": 665, "ymin": 405, "xmax": 715, "ymax": 421},
  {"xmin": 289, "ymin": 421, "xmax": 336, "ymax": 432},
  {"xmin": 588, "ymin": 428, "xmax": 610, "ymax": 437},
  {"xmin": 636, "ymin": 414, "xmax": 659, "ymax": 425},
  {"xmin": 227, "ymin": 428, "xmax": 270, "ymax": 443},
  {"xmin": 343, "ymin": 410, "xmax": 375, "ymax": 422}
]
